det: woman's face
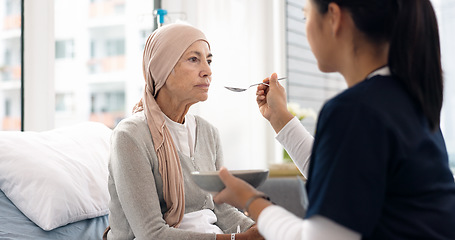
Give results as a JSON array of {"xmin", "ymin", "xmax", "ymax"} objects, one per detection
[
  {"xmin": 304, "ymin": 0, "xmax": 337, "ymax": 72},
  {"xmin": 160, "ymin": 40, "xmax": 212, "ymax": 105}
]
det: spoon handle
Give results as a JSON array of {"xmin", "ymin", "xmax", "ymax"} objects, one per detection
[{"xmin": 252, "ymin": 77, "xmax": 286, "ymax": 87}]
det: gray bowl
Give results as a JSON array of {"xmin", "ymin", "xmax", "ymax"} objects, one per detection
[{"xmin": 191, "ymin": 169, "xmax": 269, "ymax": 192}]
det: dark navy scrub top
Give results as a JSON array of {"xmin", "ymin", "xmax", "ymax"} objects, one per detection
[{"xmin": 305, "ymin": 74, "xmax": 455, "ymax": 239}]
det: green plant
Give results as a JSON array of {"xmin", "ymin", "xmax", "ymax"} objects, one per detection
[{"xmin": 283, "ymin": 149, "xmax": 292, "ymax": 163}]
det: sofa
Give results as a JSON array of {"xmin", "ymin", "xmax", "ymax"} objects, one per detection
[{"xmin": 257, "ymin": 175, "xmax": 308, "ymax": 218}]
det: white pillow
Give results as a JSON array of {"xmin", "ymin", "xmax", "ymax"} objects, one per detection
[{"xmin": 0, "ymin": 122, "xmax": 112, "ymax": 231}]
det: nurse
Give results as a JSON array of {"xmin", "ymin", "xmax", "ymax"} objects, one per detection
[{"xmin": 214, "ymin": 0, "xmax": 455, "ymax": 239}]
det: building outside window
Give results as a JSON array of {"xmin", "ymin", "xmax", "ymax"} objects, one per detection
[
  {"xmin": 54, "ymin": 0, "xmax": 152, "ymax": 128},
  {"xmin": 0, "ymin": 0, "xmax": 21, "ymax": 130},
  {"xmin": 435, "ymin": 0, "xmax": 455, "ymax": 172},
  {"xmin": 55, "ymin": 39, "xmax": 74, "ymax": 59}
]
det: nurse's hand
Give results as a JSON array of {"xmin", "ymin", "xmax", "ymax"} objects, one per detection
[
  {"xmin": 256, "ymin": 73, "xmax": 294, "ymax": 133},
  {"xmin": 213, "ymin": 167, "xmax": 258, "ymax": 210},
  {"xmin": 213, "ymin": 168, "xmax": 272, "ymax": 222}
]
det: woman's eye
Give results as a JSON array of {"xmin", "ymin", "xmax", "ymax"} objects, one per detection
[
  {"xmin": 189, "ymin": 57, "xmax": 198, "ymax": 62},
  {"xmin": 207, "ymin": 60, "xmax": 212, "ymax": 65}
]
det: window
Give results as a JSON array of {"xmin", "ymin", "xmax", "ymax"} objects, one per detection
[
  {"xmin": 55, "ymin": 39, "xmax": 74, "ymax": 59},
  {"xmin": 4, "ymin": 99, "xmax": 11, "ymax": 116},
  {"xmin": 285, "ymin": 0, "xmax": 345, "ymax": 135},
  {"xmin": 55, "ymin": 0, "xmax": 151, "ymax": 129},
  {"xmin": 106, "ymin": 38, "xmax": 125, "ymax": 57},
  {"xmin": 89, "ymin": 0, "xmax": 126, "ymax": 18},
  {"xmin": 90, "ymin": 91, "xmax": 125, "ymax": 113},
  {"xmin": 5, "ymin": 0, "xmax": 20, "ymax": 16},
  {"xmin": 0, "ymin": 0, "xmax": 21, "ymax": 130},
  {"xmin": 89, "ymin": 86, "xmax": 125, "ymax": 128},
  {"xmin": 55, "ymin": 93, "xmax": 73, "ymax": 113},
  {"xmin": 435, "ymin": 0, "xmax": 455, "ymax": 172},
  {"xmin": 139, "ymin": 29, "xmax": 153, "ymax": 51}
]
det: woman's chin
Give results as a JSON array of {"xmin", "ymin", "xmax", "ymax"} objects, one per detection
[
  {"xmin": 190, "ymin": 94, "xmax": 208, "ymax": 104},
  {"xmin": 199, "ymin": 95, "xmax": 209, "ymax": 102},
  {"xmin": 198, "ymin": 92, "xmax": 209, "ymax": 100}
]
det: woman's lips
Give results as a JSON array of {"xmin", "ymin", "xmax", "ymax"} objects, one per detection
[{"xmin": 195, "ymin": 84, "xmax": 210, "ymax": 89}]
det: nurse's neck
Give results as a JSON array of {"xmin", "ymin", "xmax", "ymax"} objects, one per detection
[{"xmin": 341, "ymin": 41, "xmax": 389, "ymax": 88}]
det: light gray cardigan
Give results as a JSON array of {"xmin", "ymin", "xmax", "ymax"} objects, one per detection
[{"xmin": 107, "ymin": 112, "xmax": 254, "ymax": 240}]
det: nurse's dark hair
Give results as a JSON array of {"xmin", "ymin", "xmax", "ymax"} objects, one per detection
[{"xmin": 312, "ymin": 0, "xmax": 443, "ymax": 131}]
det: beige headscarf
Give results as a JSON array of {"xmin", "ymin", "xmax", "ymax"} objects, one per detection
[{"xmin": 132, "ymin": 23, "xmax": 210, "ymax": 227}]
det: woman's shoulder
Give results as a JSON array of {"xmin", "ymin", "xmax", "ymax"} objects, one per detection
[
  {"xmin": 327, "ymin": 75, "xmax": 412, "ymax": 111},
  {"xmin": 320, "ymin": 75, "xmax": 421, "ymax": 131},
  {"xmin": 113, "ymin": 111, "xmax": 149, "ymax": 138},
  {"xmin": 193, "ymin": 115, "xmax": 216, "ymax": 130},
  {"xmin": 193, "ymin": 115, "xmax": 220, "ymax": 137}
]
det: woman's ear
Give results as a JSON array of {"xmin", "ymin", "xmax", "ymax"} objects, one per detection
[{"xmin": 327, "ymin": 2, "xmax": 342, "ymax": 36}]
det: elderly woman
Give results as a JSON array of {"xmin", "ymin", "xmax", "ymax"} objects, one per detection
[{"xmin": 105, "ymin": 23, "xmax": 262, "ymax": 240}]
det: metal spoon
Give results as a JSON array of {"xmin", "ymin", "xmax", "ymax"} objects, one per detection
[{"xmin": 224, "ymin": 77, "xmax": 287, "ymax": 92}]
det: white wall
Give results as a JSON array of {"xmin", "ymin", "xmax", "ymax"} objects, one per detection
[{"xmin": 23, "ymin": 0, "xmax": 55, "ymax": 131}]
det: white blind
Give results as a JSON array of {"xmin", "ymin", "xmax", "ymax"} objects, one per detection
[{"xmin": 285, "ymin": 0, "xmax": 346, "ymax": 134}]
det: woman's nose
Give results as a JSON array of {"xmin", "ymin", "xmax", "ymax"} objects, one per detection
[{"xmin": 200, "ymin": 62, "xmax": 212, "ymax": 78}]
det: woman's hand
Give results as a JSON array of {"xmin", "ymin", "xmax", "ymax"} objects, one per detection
[
  {"xmin": 256, "ymin": 73, "xmax": 294, "ymax": 133},
  {"xmin": 216, "ymin": 225, "xmax": 264, "ymax": 240},
  {"xmin": 236, "ymin": 225, "xmax": 265, "ymax": 240}
]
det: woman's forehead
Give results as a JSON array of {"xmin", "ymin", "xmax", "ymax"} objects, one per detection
[{"xmin": 183, "ymin": 40, "xmax": 211, "ymax": 55}]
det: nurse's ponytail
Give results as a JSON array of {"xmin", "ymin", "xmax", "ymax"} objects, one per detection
[
  {"xmin": 312, "ymin": 0, "xmax": 443, "ymax": 131},
  {"xmin": 388, "ymin": 0, "xmax": 443, "ymax": 131}
]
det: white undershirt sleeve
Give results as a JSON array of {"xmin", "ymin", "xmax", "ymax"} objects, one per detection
[
  {"xmin": 276, "ymin": 117, "xmax": 314, "ymax": 178},
  {"xmin": 257, "ymin": 205, "xmax": 361, "ymax": 240}
]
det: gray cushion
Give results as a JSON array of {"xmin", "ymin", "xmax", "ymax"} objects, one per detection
[{"xmin": 256, "ymin": 176, "xmax": 308, "ymax": 218}]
